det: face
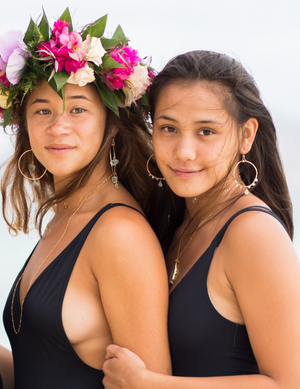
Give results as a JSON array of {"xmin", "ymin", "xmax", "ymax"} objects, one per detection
[
  {"xmin": 152, "ymin": 81, "xmax": 239, "ymax": 199},
  {"xmin": 26, "ymin": 80, "xmax": 107, "ymax": 182}
]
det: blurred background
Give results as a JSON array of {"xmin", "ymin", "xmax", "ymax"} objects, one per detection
[{"xmin": 1, "ymin": 0, "xmax": 299, "ymax": 348}]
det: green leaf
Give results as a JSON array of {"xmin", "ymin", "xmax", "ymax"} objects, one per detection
[
  {"xmin": 38, "ymin": 12, "xmax": 49, "ymax": 42},
  {"xmin": 102, "ymin": 54, "xmax": 125, "ymax": 69},
  {"xmin": 24, "ymin": 19, "xmax": 36, "ymax": 44},
  {"xmin": 112, "ymin": 25, "xmax": 126, "ymax": 41},
  {"xmin": 94, "ymin": 81, "xmax": 119, "ymax": 116},
  {"xmin": 81, "ymin": 15, "xmax": 107, "ymax": 40},
  {"xmin": 6, "ymin": 91, "xmax": 15, "ymax": 107},
  {"xmin": 3, "ymin": 107, "xmax": 13, "ymax": 127},
  {"xmin": 59, "ymin": 8, "xmax": 73, "ymax": 31},
  {"xmin": 61, "ymin": 85, "xmax": 65, "ymax": 113},
  {"xmin": 53, "ymin": 71, "xmax": 69, "ymax": 92},
  {"xmin": 101, "ymin": 38, "xmax": 119, "ymax": 50},
  {"xmin": 139, "ymin": 91, "xmax": 150, "ymax": 106},
  {"xmin": 113, "ymin": 89, "xmax": 125, "ymax": 105}
]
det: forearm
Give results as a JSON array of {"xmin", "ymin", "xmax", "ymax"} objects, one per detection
[
  {"xmin": 139, "ymin": 370, "xmax": 278, "ymax": 389},
  {"xmin": 0, "ymin": 346, "xmax": 14, "ymax": 389}
]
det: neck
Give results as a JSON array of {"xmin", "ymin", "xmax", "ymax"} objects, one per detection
[
  {"xmin": 54, "ymin": 165, "xmax": 112, "ymax": 216},
  {"xmin": 184, "ymin": 179, "xmax": 241, "ymax": 224}
]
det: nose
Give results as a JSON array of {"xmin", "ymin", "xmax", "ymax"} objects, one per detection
[
  {"xmin": 47, "ymin": 112, "xmax": 71, "ymax": 137},
  {"xmin": 174, "ymin": 134, "xmax": 197, "ymax": 161}
]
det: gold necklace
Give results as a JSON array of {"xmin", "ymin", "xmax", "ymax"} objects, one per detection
[
  {"xmin": 169, "ymin": 186, "xmax": 235, "ymax": 286},
  {"xmin": 11, "ymin": 174, "xmax": 112, "ymax": 334}
]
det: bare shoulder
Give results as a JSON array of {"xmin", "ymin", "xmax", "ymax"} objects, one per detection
[
  {"xmin": 87, "ymin": 203, "xmax": 166, "ymax": 277},
  {"xmin": 91, "ymin": 203, "xmax": 160, "ymax": 248},
  {"xmin": 220, "ymin": 207, "xmax": 299, "ymax": 284}
]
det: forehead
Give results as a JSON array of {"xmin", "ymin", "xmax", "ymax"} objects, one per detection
[
  {"xmin": 154, "ymin": 81, "xmax": 229, "ymax": 121},
  {"xmin": 26, "ymin": 79, "xmax": 102, "ymax": 105}
]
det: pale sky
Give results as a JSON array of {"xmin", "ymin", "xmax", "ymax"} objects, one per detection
[{"xmin": 0, "ymin": 0, "xmax": 299, "ymax": 347}]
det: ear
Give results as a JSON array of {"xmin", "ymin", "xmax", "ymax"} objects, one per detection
[{"xmin": 240, "ymin": 118, "xmax": 258, "ymax": 154}]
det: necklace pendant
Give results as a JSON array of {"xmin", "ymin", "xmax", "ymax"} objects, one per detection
[{"xmin": 169, "ymin": 261, "xmax": 179, "ymax": 286}]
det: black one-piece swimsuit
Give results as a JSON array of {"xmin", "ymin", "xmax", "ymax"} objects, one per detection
[
  {"xmin": 4, "ymin": 203, "xmax": 142, "ymax": 389},
  {"xmin": 168, "ymin": 206, "xmax": 288, "ymax": 377}
]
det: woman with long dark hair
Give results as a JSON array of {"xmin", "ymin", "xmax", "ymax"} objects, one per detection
[
  {"xmin": 0, "ymin": 9, "xmax": 170, "ymax": 388},
  {"xmin": 103, "ymin": 51, "xmax": 300, "ymax": 388}
]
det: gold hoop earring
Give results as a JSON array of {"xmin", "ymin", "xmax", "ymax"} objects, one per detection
[
  {"xmin": 146, "ymin": 154, "xmax": 165, "ymax": 188},
  {"xmin": 110, "ymin": 139, "xmax": 119, "ymax": 189},
  {"xmin": 18, "ymin": 149, "xmax": 47, "ymax": 186},
  {"xmin": 233, "ymin": 154, "xmax": 258, "ymax": 195}
]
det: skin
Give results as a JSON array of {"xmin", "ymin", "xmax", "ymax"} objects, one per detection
[
  {"xmin": 0, "ymin": 345, "xmax": 14, "ymax": 389},
  {"xmin": 17, "ymin": 81, "xmax": 171, "ymax": 376},
  {"xmin": 102, "ymin": 81, "xmax": 300, "ymax": 389}
]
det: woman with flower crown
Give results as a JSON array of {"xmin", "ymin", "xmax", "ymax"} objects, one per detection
[
  {"xmin": 102, "ymin": 51, "xmax": 300, "ymax": 388},
  {"xmin": 0, "ymin": 9, "xmax": 171, "ymax": 389}
]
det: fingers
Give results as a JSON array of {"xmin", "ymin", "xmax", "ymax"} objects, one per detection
[{"xmin": 104, "ymin": 344, "xmax": 124, "ymax": 360}]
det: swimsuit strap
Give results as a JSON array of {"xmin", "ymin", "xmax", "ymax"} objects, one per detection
[{"xmin": 213, "ymin": 206, "xmax": 288, "ymax": 247}]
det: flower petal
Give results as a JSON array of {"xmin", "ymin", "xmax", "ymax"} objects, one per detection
[
  {"xmin": 6, "ymin": 48, "xmax": 26, "ymax": 85},
  {"xmin": 0, "ymin": 30, "xmax": 24, "ymax": 63}
]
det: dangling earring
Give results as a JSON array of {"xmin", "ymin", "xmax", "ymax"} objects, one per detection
[
  {"xmin": 233, "ymin": 154, "xmax": 258, "ymax": 195},
  {"xmin": 146, "ymin": 154, "xmax": 166, "ymax": 188},
  {"xmin": 110, "ymin": 139, "xmax": 119, "ymax": 189},
  {"xmin": 18, "ymin": 149, "xmax": 47, "ymax": 187}
]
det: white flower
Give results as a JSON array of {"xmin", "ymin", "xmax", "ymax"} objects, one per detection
[
  {"xmin": 85, "ymin": 37, "xmax": 106, "ymax": 67},
  {"xmin": 123, "ymin": 64, "xmax": 151, "ymax": 106},
  {"xmin": 67, "ymin": 64, "xmax": 95, "ymax": 87}
]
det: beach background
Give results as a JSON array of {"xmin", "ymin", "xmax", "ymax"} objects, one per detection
[{"xmin": 0, "ymin": 0, "xmax": 299, "ymax": 348}]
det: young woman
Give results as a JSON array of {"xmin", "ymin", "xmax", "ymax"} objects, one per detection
[
  {"xmin": 0, "ymin": 10, "xmax": 171, "ymax": 389},
  {"xmin": 102, "ymin": 51, "xmax": 300, "ymax": 388}
]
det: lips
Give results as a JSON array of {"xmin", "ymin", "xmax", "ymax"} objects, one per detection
[
  {"xmin": 45, "ymin": 144, "xmax": 75, "ymax": 155},
  {"xmin": 170, "ymin": 167, "xmax": 202, "ymax": 178}
]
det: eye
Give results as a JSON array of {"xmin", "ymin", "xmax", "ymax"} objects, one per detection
[
  {"xmin": 199, "ymin": 129, "xmax": 214, "ymax": 136},
  {"xmin": 36, "ymin": 109, "xmax": 51, "ymax": 115},
  {"xmin": 71, "ymin": 107, "xmax": 86, "ymax": 114},
  {"xmin": 162, "ymin": 126, "xmax": 177, "ymax": 133}
]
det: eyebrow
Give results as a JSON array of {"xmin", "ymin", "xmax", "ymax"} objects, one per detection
[
  {"xmin": 30, "ymin": 95, "xmax": 92, "ymax": 106},
  {"xmin": 30, "ymin": 98, "xmax": 50, "ymax": 105},
  {"xmin": 66, "ymin": 95, "xmax": 92, "ymax": 101},
  {"xmin": 155, "ymin": 115, "xmax": 223, "ymax": 125}
]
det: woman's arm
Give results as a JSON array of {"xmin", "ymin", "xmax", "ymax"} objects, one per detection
[
  {"xmin": 103, "ymin": 211, "xmax": 300, "ymax": 388},
  {"xmin": 91, "ymin": 206, "xmax": 171, "ymax": 375},
  {"xmin": 0, "ymin": 346, "xmax": 14, "ymax": 389}
]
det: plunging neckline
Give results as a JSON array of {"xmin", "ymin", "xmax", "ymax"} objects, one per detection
[{"xmin": 17, "ymin": 205, "xmax": 112, "ymax": 308}]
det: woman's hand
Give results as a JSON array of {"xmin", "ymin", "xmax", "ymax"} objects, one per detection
[{"xmin": 103, "ymin": 344, "xmax": 147, "ymax": 389}]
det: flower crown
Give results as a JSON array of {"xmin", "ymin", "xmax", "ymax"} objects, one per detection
[{"xmin": 0, "ymin": 8, "xmax": 154, "ymax": 127}]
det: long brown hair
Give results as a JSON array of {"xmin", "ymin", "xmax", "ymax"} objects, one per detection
[
  {"xmin": 149, "ymin": 50, "xmax": 293, "ymax": 246},
  {"xmin": 1, "ymin": 83, "xmax": 155, "ymax": 235}
]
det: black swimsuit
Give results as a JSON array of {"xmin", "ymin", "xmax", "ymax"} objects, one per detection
[
  {"xmin": 3, "ymin": 203, "xmax": 142, "ymax": 389},
  {"xmin": 168, "ymin": 206, "xmax": 287, "ymax": 377}
]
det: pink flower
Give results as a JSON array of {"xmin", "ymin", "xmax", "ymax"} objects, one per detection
[
  {"xmin": 110, "ymin": 45, "xmax": 141, "ymax": 68},
  {"xmin": 38, "ymin": 20, "xmax": 89, "ymax": 75},
  {"xmin": 67, "ymin": 32, "xmax": 88, "ymax": 62},
  {"xmin": 52, "ymin": 20, "xmax": 70, "ymax": 44},
  {"xmin": 0, "ymin": 30, "xmax": 28, "ymax": 85},
  {"xmin": 0, "ymin": 72, "xmax": 10, "ymax": 88},
  {"xmin": 102, "ymin": 74, "xmax": 126, "ymax": 90},
  {"xmin": 102, "ymin": 45, "xmax": 142, "ymax": 91}
]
